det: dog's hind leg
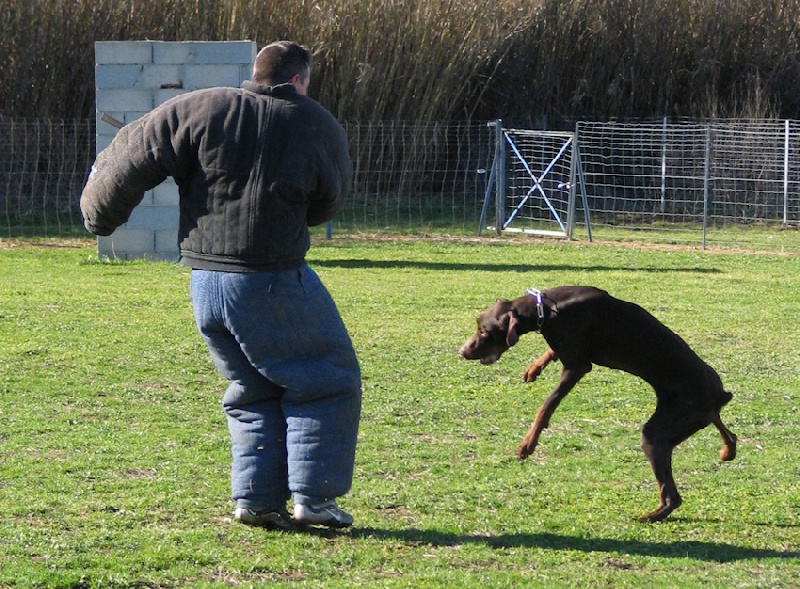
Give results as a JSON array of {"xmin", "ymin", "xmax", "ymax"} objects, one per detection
[
  {"xmin": 639, "ymin": 433, "xmax": 681, "ymax": 523},
  {"xmin": 639, "ymin": 406, "xmax": 713, "ymax": 522},
  {"xmin": 517, "ymin": 363, "xmax": 590, "ymax": 459},
  {"xmin": 711, "ymin": 413, "xmax": 737, "ymax": 462}
]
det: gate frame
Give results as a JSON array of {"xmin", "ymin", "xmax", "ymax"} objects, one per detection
[{"xmin": 479, "ymin": 120, "xmax": 592, "ymax": 240}]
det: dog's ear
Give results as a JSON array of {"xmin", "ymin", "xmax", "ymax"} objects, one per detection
[{"xmin": 506, "ymin": 309, "xmax": 520, "ymax": 347}]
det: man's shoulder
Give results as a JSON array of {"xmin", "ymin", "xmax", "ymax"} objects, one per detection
[
  {"xmin": 291, "ymin": 96, "xmax": 343, "ymax": 128},
  {"xmin": 149, "ymin": 87, "xmax": 244, "ymax": 115}
]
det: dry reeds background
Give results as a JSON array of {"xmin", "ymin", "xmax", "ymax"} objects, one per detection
[{"xmin": 2, "ymin": 0, "xmax": 800, "ymax": 126}]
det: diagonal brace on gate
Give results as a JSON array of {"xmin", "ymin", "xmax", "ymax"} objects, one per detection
[{"xmin": 502, "ymin": 131, "xmax": 572, "ymax": 233}]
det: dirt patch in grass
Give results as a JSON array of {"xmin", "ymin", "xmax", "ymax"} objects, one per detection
[{"xmin": 0, "ymin": 237, "xmax": 95, "ymax": 249}]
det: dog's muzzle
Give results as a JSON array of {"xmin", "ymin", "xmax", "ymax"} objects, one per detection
[{"xmin": 459, "ymin": 345, "xmax": 499, "ymax": 365}]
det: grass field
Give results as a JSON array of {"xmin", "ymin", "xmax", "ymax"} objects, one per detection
[{"xmin": 1, "ymin": 236, "xmax": 798, "ymax": 588}]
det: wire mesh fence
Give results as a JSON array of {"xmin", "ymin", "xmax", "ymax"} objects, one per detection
[
  {"xmin": 0, "ymin": 118, "xmax": 95, "ymax": 238},
  {"xmin": 573, "ymin": 120, "xmax": 800, "ymax": 250},
  {"xmin": 338, "ymin": 121, "xmax": 495, "ymax": 233},
  {"xmin": 1, "ymin": 117, "xmax": 799, "ymax": 252},
  {"xmin": 481, "ymin": 119, "xmax": 800, "ymax": 251}
]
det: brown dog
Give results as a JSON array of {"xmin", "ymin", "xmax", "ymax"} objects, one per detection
[{"xmin": 459, "ymin": 286, "xmax": 737, "ymax": 522}]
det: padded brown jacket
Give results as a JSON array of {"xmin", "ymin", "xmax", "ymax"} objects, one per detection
[{"xmin": 80, "ymin": 81, "xmax": 352, "ymax": 271}]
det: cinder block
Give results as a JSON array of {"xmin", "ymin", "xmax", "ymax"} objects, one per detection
[
  {"xmin": 96, "ymin": 42, "xmax": 153, "ymax": 65},
  {"xmin": 155, "ymin": 229, "xmax": 180, "ymax": 258},
  {"xmin": 153, "ymin": 42, "xmax": 196, "ymax": 65},
  {"xmin": 96, "ymin": 235, "xmax": 115, "ymax": 256},
  {"xmin": 144, "ymin": 250, "xmax": 180, "ymax": 262},
  {"xmin": 95, "ymin": 64, "xmax": 183, "ymax": 90},
  {"xmin": 239, "ymin": 64, "xmax": 253, "ymax": 83},
  {"xmin": 154, "ymin": 89, "xmax": 187, "ymax": 107},
  {"xmin": 141, "ymin": 64, "xmax": 183, "ymax": 89},
  {"xmin": 153, "ymin": 182, "xmax": 179, "ymax": 207},
  {"xmin": 97, "ymin": 229, "xmax": 155, "ymax": 258},
  {"xmin": 124, "ymin": 205, "xmax": 179, "ymax": 230},
  {"xmin": 194, "ymin": 41, "xmax": 256, "ymax": 64},
  {"xmin": 124, "ymin": 112, "xmax": 148, "ymax": 125},
  {"xmin": 96, "ymin": 111, "xmax": 126, "ymax": 137},
  {"xmin": 96, "ymin": 112, "xmax": 147, "ymax": 140},
  {"xmin": 184, "ymin": 65, "xmax": 242, "ymax": 89},
  {"xmin": 96, "ymin": 89, "xmax": 154, "ymax": 113},
  {"xmin": 95, "ymin": 135, "xmax": 113, "ymax": 153},
  {"xmin": 95, "ymin": 64, "xmax": 143, "ymax": 89}
]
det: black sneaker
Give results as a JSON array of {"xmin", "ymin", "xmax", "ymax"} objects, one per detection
[
  {"xmin": 293, "ymin": 500, "xmax": 353, "ymax": 528},
  {"xmin": 234, "ymin": 507, "xmax": 298, "ymax": 531}
]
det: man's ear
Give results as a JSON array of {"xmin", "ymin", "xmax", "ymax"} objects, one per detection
[{"xmin": 506, "ymin": 309, "xmax": 520, "ymax": 347}]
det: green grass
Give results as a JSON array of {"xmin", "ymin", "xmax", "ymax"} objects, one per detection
[
  {"xmin": 568, "ymin": 222, "xmax": 800, "ymax": 254},
  {"xmin": 1, "ymin": 236, "xmax": 799, "ymax": 588}
]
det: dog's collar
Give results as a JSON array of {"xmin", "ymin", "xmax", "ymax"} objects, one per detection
[{"xmin": 525, "ymin": 288, "xmax": 545, "ymax": 330}]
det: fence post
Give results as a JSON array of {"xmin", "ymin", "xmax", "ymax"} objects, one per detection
[
  {"xmin": 661, "ymin": 116, "xmax": 668, "ymax": 213},
  {"xmin": 784, "ymin": 120, "xmax": 790, "ymax": 225},
  {"xmin": 702, "ymin": 125, "xmax": 712, "ymax": 250},
  {"xmin": 573, "ymin": 123, "xmax": 593, "ymax": 242},
  {"xmin": 478, "ymin": 120, "xmax": 498, "ymax": 235},
  {"xmin": 494, "ymin": 119, "xmax": 505, "ymax": 236},
  {"xmin": 566, "ymin": 130, "xmax": 579, "ymax": 239}
]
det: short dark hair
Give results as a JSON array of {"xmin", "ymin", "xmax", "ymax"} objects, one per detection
[{"xmin": 252, "ymin": 41, "xmax": 312, "ymax": 86}]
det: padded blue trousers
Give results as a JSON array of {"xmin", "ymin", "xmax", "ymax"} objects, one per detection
[{"xmin": 190, "ymin": 265, "xmax": 362, "ymax": 510}]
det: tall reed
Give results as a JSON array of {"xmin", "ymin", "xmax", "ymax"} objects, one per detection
[{"xmin": 2, "ymin": 0, "xmax": 799, "ymax": 125}]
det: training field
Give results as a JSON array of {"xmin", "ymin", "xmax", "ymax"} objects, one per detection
[{"xmin": 1, "ymin": 237, "xmax": 798, "ymax": 588}]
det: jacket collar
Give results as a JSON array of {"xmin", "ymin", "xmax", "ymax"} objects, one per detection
[{"xmin": 241, "ymin": 80, "xmax": 299, "ymax": 97}]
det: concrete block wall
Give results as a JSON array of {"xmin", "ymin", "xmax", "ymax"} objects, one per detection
[{"xmin": 94, "ymin": 41, "xmax": 257, "ymax": 260}]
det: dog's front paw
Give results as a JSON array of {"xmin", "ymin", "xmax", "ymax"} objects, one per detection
[
  {"xmin": 517, "ymin": 441, "xmax": 537, "ymax": 459},
  {"xmin": 523, "ymin": 365, "xmax": 542, "ymax": 383}
]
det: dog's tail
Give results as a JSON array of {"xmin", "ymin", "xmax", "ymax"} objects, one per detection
[{"xmin": 719, "ymin": 390, "xmax": 733, "ymax": 408}]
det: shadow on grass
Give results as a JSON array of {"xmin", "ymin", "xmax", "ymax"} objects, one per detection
[
  {"xmin": 345, "ymin": 527, "xmax": 798, "ymax": 563},
  {"xmin": 309, "ymin": 259, "xmax": 722, "ymax": 274}
]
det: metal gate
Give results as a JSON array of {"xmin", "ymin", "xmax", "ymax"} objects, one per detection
[{"xmin": 479, "ymin": 120, "xmax": 592, "ymax": 240}]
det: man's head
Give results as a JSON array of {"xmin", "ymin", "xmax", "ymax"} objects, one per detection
[{"xmin": 252, "ymin": 41, "xmax": 312, "ymax": 95}]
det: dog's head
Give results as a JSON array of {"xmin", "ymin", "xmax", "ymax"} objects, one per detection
[{"xmin": 459, "ymin": 298, "xmax": 523, "ymax": 365}]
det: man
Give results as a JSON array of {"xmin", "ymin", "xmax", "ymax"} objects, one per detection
[{"xmin": 80, "ymin": 41, "xmax": 362, "ymax": 530}]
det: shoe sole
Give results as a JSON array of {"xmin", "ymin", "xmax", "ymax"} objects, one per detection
[
  {"xmin": 294, "ymin": 517, "xmax": 352, "ymax": 529},
  {"xmin": 235, "ymin": 509, "xmax": 298, "ymax": 531},
  {"xmin": 293, "ymin": 506, "xmax": 353, "ymax": 529}
]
